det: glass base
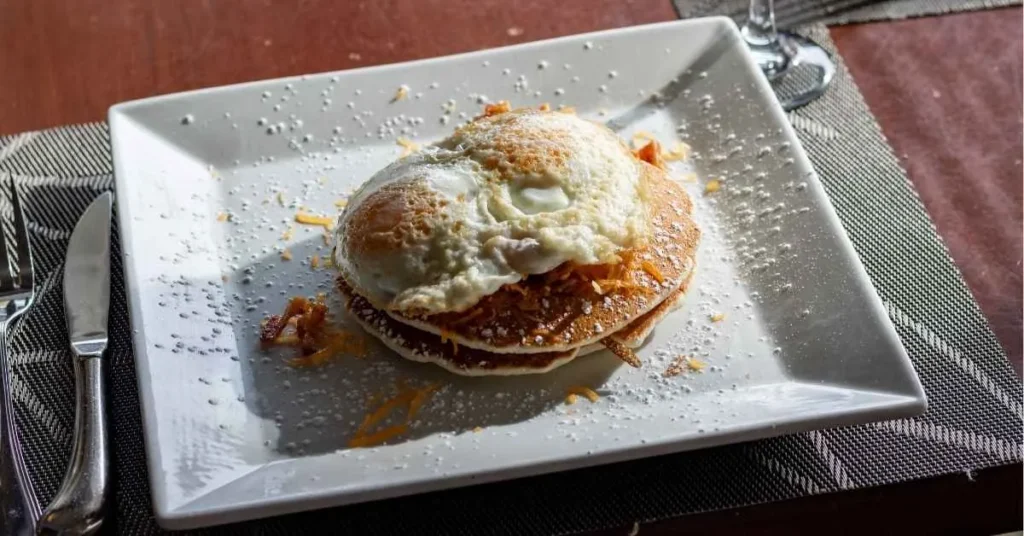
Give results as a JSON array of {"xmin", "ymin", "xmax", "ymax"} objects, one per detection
[{"xmin": 746, "ymin": 31, "xmax": 835, "ymax": 111}]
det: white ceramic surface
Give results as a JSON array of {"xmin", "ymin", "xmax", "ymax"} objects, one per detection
[{"xmin": 109, "ymin": 17, "xmax": 926, "ymax": 530}]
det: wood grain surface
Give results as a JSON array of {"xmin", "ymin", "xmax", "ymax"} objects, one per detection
[
  {"xmin": 0, "ymin": 0, "xmax": 675, "ymax": 133},
  {"xmin": 0, "ymin": 0, "xmax": 1021, "ymax": 533}
]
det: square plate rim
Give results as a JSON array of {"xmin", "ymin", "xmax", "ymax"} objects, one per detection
[
  {"xmin": 108, "ymin": 16, "xmax": 736, "ymax": 115},
  {"xmin": 108, "ymin": 16, "xmax": 927, "ymax": 530},
  {"xmin": 164, "ymin": 385, "xmax": 924, "ymax": 526}
]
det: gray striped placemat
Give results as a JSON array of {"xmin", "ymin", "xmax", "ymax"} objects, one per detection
[
  {"xmin": 1, "ymin": 22, "xmax": 1021, "ymax": 536},
  {"xmin": 676, "ymin": 0, "xmax": 1022, "ymax": 26}
]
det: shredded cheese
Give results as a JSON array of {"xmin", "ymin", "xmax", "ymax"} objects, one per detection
[
  {"xmin": 472, "ymin": 426, "xmax": 484, "ymax": 433},
  {"xmin": 295, "ymin": 212, "xmax": 334, "ymax": 228},
  {"xmin": 396, "ymin": 137, "xmax": 420, "ymax": 157},
  {"xmin": 216, "ymin": 212, "xmax": 229, "ymax": 222},
  {"xmin": 710, "ymin": 312, "xmax": 725, "ymax": 323},
  {"xmin": 392, "ymin": 85, "xmax": 409, "ymax": 102},
  {"xmin": 439, "ymin": 329, "xmax": 459, "ymax": 355},
  {"xmin": 355, "ymin": 391, "xmax": 417, "ymax": 436},
  {"xmin": 448, "ymin": 308, "xmax": 484, "ymax": 326},
  {"xmin": 280, "ymin": 249, "xmax": 293, "ymax": 261},
  {"xmin": 662, "ymin": 141, "xmax": 691, "ymax": 162},
  {"xmin": 311, "ymin": 255, "xmax": 321, "ymax": 269},
  {"xmin": 565, "ymin": 393, "xmax": 579, "ymax": 405},
  {"xmin": 704, "ymin": 179, "xmax": 721, "ymax": 195},
  {"xmin": 261, "ymin": 297, "xmax": 368, "ymax": 370},
  {"xmin": 483, "ymin": 101, "xmax": 511, "ymax": 116},
  {"xmin": 663, "ymin": 355, "xmax": 708, "ymax": 377},
  {"xmin": 287, "ymin": 330, "xmax": 368, "ymax": 367},
  {"xmin": 348, "ymin": 424, "xmax": 408, "ymax": 448},
  {"xmin": 276, "ymin": 191, "xmax": 286, "ymax": 206},
  {"xmin": 566, "ymin": 386, "xmax": 600, "ymax": 403},
  {"xmin": 407, "ymin": 383, "xmax": 440, "ymax": 421},
  {"xmin": 348, "ymin": 382, "xmax": 441, "ymax": 448},
  {"xmin": 601, "ymin": 338, "xmax": 642, "ymax": 368},
  {"xmin": 281, "ymin": 225, "xmax": 294, "ymax": 241},
  {"xmin": 445, "ymin": 256, "xmax": 654, "ymax": 342},
  {"xmin": 641, "ymin": 260, "xmax": 665, "ymax": 283},
  {"xmin": 538, "ymin": 103, "xmax": 552, "ymax": 112},
  {"xmin": 334, "ymin": 199, "xmax": 348, "ymax": 208},
  {"xmin": 594, "ymin": 279, "xmax": 639, "ymax": 292}
]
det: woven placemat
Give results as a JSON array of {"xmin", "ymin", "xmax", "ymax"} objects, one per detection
[
  {"xmin": 676, "ymin": 0, "xmax": 1022, "ymax": 26},
  {"xmin": 1, "ymin": 21, "xmax": 1022, "ymax": 536}
]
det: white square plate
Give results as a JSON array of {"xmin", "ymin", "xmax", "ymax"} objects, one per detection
[{"xmin": 110, "ymin": 17, "xmax": 925, "ymax": 530}]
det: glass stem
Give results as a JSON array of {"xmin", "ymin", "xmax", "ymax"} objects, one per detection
[{"xmin": 743, "ymin": 0, "xmax": 777, "ymax": 47}]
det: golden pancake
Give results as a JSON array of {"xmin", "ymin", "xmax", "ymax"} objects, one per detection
[
  {"xmin": 338, "ymin": 280, "xmax": 579, "ymax": 376},
  {"xmin": 342, "ymin": 275, "xmax": 689, "ymax": 375}
]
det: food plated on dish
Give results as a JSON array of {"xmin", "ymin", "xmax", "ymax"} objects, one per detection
[
  {"xmin": 253, "ymin": 101, "xmax": 707, "ymax": 449},
  {"xmin": 109, "ymin": 17, "xmax": 925, "ymax": 528},
  {"xmin": 329, "ymin": 103, "xmax": 700, "ymax": 376}
]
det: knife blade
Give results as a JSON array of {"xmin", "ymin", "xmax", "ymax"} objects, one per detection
[
  {"xmin": 38, "ymin": 192, "xmax": 112, "ymax": 536},
  {"xmin": 63, "ymin": 193, "xmax": 112, "ymax": 357}
]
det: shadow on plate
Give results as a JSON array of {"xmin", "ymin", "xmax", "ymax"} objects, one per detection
[{"xmin": 208, "ymin": 235, "xmax": 621, "ymax": 459}]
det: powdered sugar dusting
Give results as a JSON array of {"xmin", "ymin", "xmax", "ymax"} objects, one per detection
[{"xmin": 126, "ymin": 23, "xmax": 846, "ymax": 509}]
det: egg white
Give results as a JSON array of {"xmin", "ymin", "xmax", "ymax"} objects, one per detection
[{"xmin": 335, "ymin": 110, "xmax": 648, "ymax": 314}]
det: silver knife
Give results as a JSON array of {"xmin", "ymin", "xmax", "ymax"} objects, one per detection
[{"xmin": 38, "ymin": 192, "xmax": 112, "ymax": 535}]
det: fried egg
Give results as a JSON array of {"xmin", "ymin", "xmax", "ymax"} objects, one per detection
[{"xmin": 334, "ymin": 109, "xmax": 650, "ymax": 315}]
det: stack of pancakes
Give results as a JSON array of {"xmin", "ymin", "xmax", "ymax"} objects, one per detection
[{"xmin": 333, "ymin": 105, "xmax": 700, "ymax": 376}]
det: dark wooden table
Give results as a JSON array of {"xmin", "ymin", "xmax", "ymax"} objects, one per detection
[{"xmin": 2, "ymin": 1, "xmax": 1021, "ymax": 533}]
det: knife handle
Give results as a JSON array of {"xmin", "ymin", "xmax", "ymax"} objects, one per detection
[{"xmin": 37, "ymin": 356, "xmax": 108, "ymax": 536}]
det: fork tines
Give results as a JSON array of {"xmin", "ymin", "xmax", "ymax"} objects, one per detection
[{"xmin": 0, "ymin": 180, "xmax": 33, "ymax": 294}]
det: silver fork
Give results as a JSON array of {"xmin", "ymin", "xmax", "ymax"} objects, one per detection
[{"xmin": 0, "ymin": 181, "xmax": 39, "ymax": 536}]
